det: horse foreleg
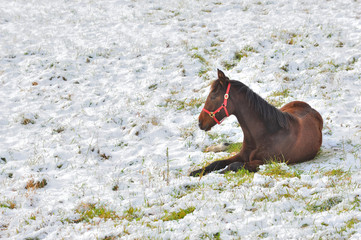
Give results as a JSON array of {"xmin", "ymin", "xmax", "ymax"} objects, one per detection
[
  {"xmin": 218, "ymin": 160, "xmax": 264, "ymax": 173},
  {"xmin": 243, "ymin": 160, "xmax": 264, "ymax": 172},
  {"xmin": 219, "ymin": 162, "xmax": 244, "ymax": 173},
  {"xmin": 219, "ymin": 160, "xmax": 264, "ymax": 173},
  {"xmin": 189, "ymin": 155, "xmax": 242, "ymax": 177}
]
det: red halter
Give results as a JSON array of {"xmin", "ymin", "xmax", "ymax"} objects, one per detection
[{"xmin": 202, "ymin": 83, "xmax": 231, "ymax": 124}]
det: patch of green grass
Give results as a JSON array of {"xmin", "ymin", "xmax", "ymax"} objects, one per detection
[
  {"xmin": 222, "ymin": 45, "xmax": 257, "ymax": 70},
  {"xmin": 327, "ymin": 60, "xmax": 341, "ymax": 70},
  {"xmin": 258, "ymin": 232, "xmax": 269, "ymax": 238},
  {"xmin": 336, "ymin": 217, "xmax": 359, "ymax": 237},
  {"xmin": 271, "ymin": 30, "xmax": 300, "ymax": 45},
  {"xmin": 225, "ymin": 142, "xmax": 243, "ymax": 153},
  {"xmin": 53, "ymin": 126, "xmax": 65, "ymax": 134},
  {"xmin": 286, "ymin": 33, "xmax": 299, "ymax": 45},
  {"xmin": 314, "ymin": 148, "xmax": 337, "ymax": 161},
  {"xmin": 200, "ymin": 232, "xmax": 221, "ymax": 240},
  {"xmin": 0, "ymin": 200, "xmax": 16, "ymax": 209},
  {"xmin": 306, "ymin": 196, "xmax": 343, "ymax": 213},
  {"xmin": 336, "ymin": 41, "xmax": 344, "ymax": 48},
  {"xmin": 266, "ymin": 97, "xmax": 283, "ymax": 107},
  {"xmin": 161, "ymin": 206, "xmax": 195, "ymax": 221},
  {"xmin": 349, "ymin": 195, "xmax": 361, "ymax": 210},
  {"xmin": 222, "ymin": 60, "xmax": 237, "ymax": 70},
  {"xmin": 68, "ymin": 204, "xmax": 143, "ymax": 224},
  {"xmin": 100, "ymin": 235, "xmax": 123, "ymax": 240},
  {"xmin": 324, "ymin": 168, "xmax": 352, "ymax": 189},
  {"xmin": 318, "ymin": 60, "xmax": 344, "ymax": 73},
  {"xmin": 204, "ymin": 142, "xmax": 242, "ymax": 153},
  {"xmin": 148, "ymin": 83, "xmax": 158, "ymax": 90},
  {"xmin": 260, "ymin": 161, "xmax": 300, "ymax": 179},
  {"xmin": 206, "ymin": 132, "xmax": 228, "ymax": 143},
  {"xmin": 280, "ymin": 64, "xmax": 289, "ymax": 72},
  {"xmin": 180, "ymin": 124, "xmax": 197, "ymax": 140},
  {"xmin": 269, "ymin": 88, "xmax": 290, "ymax": 98},
  {"xmin": 234, "ymin": 50, "xmax": 247, "ymax": 61},
  {"xmin": 314, "ymin": 148, "xmax": 325, "ymax": 158},
  {"xmin": 160, "ymin": 96, "xmax": 204, "ymax": 111},
  {"xmin": 192, "ymin": 53, "xmax": 208, "ymax": 65},
  {"xmin": 234, "ymin": 45, "xmax": 257, "ymax": 61},
  {"xmin": 254, "ymin": 187, "xmax": 298, "ymax": 203},
  {"xmin": 224, "ymin": 168, "xmax": 254, "ymax": 186},
  {"xmin": 122, "ymin": 206, "xmax": 142, "ymax": 222},
  {"xmin": 179, "ymin": 98, "xmax": 203, "ymax": 110},
  {"xmin": 198, "ymin": 67, "xmax": 209, "ymax": 76},
  {"xmin": 266, "ymin": 88, "xmax": 290, "ymax": 108},
  {"xmin": 186, "ymin": 98, "xmax": 204, "ymax": 109},
  {"xmin": 171, "ymin": 184, "xmax": 202, "ymax": 199},
  {"xmin": 73, "ymin": 203, "xmax": 120, "ymax": 223},
  {"xmin": 191, "ymin": 51, "xmax": 211, "ymax": 79},
  {"xmin": 211, "ymin": 41, "xmax": 220, "ymax": 47},
  {"xmin": 345, "ymin": 217, "xmax": 360, "ymax": 229},
  {"xmin": 324, "ymin": 168, "xmax": 349, "ymax": 178},
  {"xmin": 198, "ymin": 67, "xmax": 212, "ymax": 80}
]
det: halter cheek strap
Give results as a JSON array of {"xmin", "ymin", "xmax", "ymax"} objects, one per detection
[{"xmin": 202, "ymin": 83, "xmax": 231, "ymax": 124}]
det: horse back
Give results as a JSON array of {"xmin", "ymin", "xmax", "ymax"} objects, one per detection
[{"xmin": 280, "ymin": 101, "xmax": 323, "ymax": 126}]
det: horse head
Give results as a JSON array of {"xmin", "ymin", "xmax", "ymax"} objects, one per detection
[{"xmin": 198, "ymin": 69, "xmax": 233, "ymax": 131}]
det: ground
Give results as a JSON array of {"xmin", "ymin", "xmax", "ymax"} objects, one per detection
[{"xmin": 1, "ymin": 0, "xmax": 361, "ymax": 239}]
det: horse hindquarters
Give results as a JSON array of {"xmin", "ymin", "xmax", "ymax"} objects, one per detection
[{"xmin": 290, "ymin": 110, "xmax": 323, "ymax": 163}]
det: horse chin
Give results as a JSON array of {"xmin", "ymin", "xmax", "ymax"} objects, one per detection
[
  {"xmin": 203, "ymin": 127, "xmax": 212, "ymax": 132},
  {"xmin": 199, "ymin": 122, "xmax": 214, "ymax": 132}
]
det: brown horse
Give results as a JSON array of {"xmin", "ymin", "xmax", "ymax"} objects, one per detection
[{"xmin": 190, "ymin": 69, "xmax": 323, "ymax": 176}]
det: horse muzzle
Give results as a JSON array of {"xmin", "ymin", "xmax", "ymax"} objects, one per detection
[{"xmin": 198, "ymin": 119, "xmax": 213, "ymax": 131}]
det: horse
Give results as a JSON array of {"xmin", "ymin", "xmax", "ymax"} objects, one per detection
[{"xmin": 189, "ymin": 69, "xmax": 323, "ymax": 176}]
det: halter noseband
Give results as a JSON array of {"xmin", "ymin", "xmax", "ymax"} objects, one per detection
[{"xmin": 202, "ymin": 83, "xmax": 231, "ymax": 124}]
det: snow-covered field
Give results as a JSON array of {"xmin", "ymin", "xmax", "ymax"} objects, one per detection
[{"xmin": 1, "ymin": 0, "xmax": 361, "ymax": 239}]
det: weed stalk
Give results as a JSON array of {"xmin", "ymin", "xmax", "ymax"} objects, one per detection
[{"xmin": 166, "ymin": 148, "xmax": 170, "ymax": 185}]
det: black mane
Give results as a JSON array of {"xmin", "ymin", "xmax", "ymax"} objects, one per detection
[{"xmin": 228, "ymin": 80, "xmax": 293, "ymax": 131}]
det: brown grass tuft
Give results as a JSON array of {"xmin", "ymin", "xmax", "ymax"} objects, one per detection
[{"xmin": 25, "ymin": 179, "xmax": 47, "ymax": 190}]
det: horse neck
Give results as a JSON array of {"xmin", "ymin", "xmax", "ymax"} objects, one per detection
[{"xmin": 230, "ymin": 88, "xmax": 271, "ymax": 143}]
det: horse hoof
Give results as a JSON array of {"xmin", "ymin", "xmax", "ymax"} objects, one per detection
[{"xmin": 189, "ymin": 169, "xmax": 203, "ymax": 177}]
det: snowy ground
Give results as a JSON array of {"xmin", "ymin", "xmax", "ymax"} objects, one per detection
[{"xmin": 1, "ymin": 0, "xmax": 361, "ymax": 239}]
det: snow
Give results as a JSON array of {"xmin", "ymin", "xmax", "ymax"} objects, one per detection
[{"xmin": 1, "ymin": 0, "xmax": 361, "ymax": 239}]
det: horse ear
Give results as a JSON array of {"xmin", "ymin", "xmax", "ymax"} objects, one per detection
[{"xmin": 217, "ymin": 69, "xmax": 229, "ymax": 86}]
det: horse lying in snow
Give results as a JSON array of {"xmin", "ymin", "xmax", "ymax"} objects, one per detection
[{"xmin": 190, "ymin": 69, "xmax": 323, "ymax": 176}]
